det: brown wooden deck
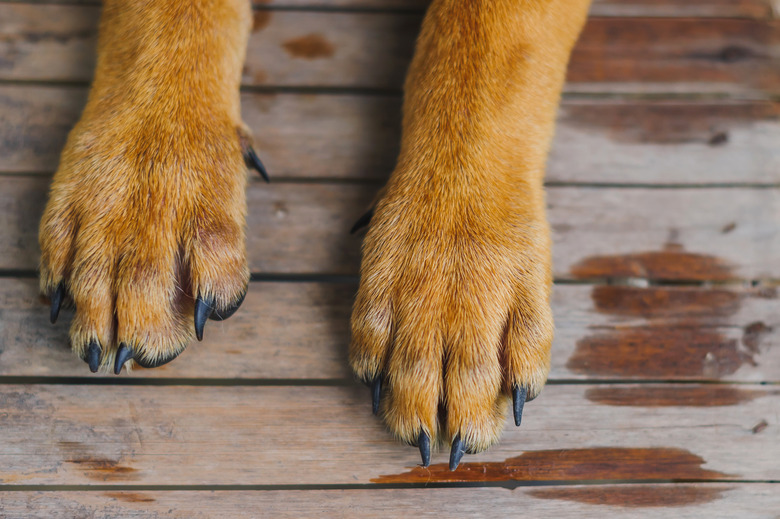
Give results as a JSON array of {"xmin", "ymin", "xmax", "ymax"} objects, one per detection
[{"xmin": 1, "ymin": 0, "xmax": 779, "ymax": 516}]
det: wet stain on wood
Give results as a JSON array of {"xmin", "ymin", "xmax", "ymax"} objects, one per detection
[
  {"xmin": 104, "ymin": 492, "xmax": 156, "ymax": 503},
  {"xmin": 529, "ymin": 485, "xmax": 729, "ymax": 508},
  {"xmin": 283, "ymin": 34, "xmax": 335, "ymax": 60},
  {"xmin": 567, "ymin": 248, "xmax": 773, "ymax": 379},
  {"xmin": 371, "ymin": 447, "xmax": 729, "ymax": 484},
  {"xmin": 585, "ymin": 386, "xmax": 763, "ymax": 407},
  {"xmin": 571, "ymin": 250, "xmax": 734, "ymax": 281},
  {"xmin": 568, "ymin": 328, "xmax": 753, "ymax": 378},
  {"xmin": 561, "ymin": 102, "xmax": 777, "ymax": 146},
  {"xmin": 252, "ymin": 11, "xmax": 272, "ymax": 32},
  {"xmin": 68, "ymin": 458, "xmax": 139, "ymax": 481},
  {"xmin": 567, "ymin": 18, "xmax": 780, "ymax": 89},
  {"xmin": 591, "ymin": 286, "xmax": 740, "ymax": 319},
  {"xmin": 742, "ymin": 321, "xmax": 772, "ymax": 353}
]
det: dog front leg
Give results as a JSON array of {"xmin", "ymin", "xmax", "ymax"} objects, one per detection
[
  {"xmin": 350, "ymin": 0, "xmax": 591, "ymax": 467},
  {"xmin": 39, "ymin": 0, "xmax": 258, "ymax": 373}
]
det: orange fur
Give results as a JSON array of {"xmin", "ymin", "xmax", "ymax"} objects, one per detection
[
  {"xmin": 39, "ymin": 0, "xmax": 591, "ymax": 460},
  {"xmin": 350, "ymin": 0, "xmax": 591, "ymax": 453},
  {"xmin": 39, "ymin": 0, "xmax": 252, "ymax": 371}
]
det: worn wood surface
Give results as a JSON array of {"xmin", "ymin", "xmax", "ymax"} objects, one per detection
[
  {"xmin": 1, "ymin": 0, "xmax": 778, "ymax": 513},
  {"xmin": 2, "ymin": 279, "xmax": 778, "ymax": 382},
  {"xmin": 3, "ymin": 86, "xmax": 778, "ymax": 184},
  {"xmin": 1, "ymin": 485, "xmax": 779, "ymax": 519},
  {"xmin": 0, "ymin": 384, "xmax": 777, "ymax": 485},
  {"xmin": 2, "ymin": 7, "xmax": 778, "ymax": 96},
  {"xmin": 1, "ymin": 177, "xmax": 779, "ymax": 278}
]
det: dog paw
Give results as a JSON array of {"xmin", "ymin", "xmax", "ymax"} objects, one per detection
[
  {"xmin": 39, "ymin": 110, "xmax": 255, "ymax": 373},
  {"xmin": 350, "ymin": 174, "xmax": 553, "ymax": 469}
]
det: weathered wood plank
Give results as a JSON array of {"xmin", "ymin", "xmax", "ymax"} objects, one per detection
[
  {"xmin": 3, "ymin": 177, "xmax": 779, "ymax": 278},
  {"xmin": 2, "ymin": 7, "xmax": 778, "ymax": 95},
  {"xmin": 1, "ymin": 485, "xmax": 779, "ymax": 518},
  {"xmin": 0, "ymin": 384, "xmax": 776, "ymax": 485},
  {"xmin": 2, "ymin": 279, "xmax": 778, "ymax": 382},
  {"xmin": 6, "ymin": 0, "xmax": 778, "ymax": 19},
  {"xmin": 3, "ymin": 86, "xmax": 778, "ymax": 184}
]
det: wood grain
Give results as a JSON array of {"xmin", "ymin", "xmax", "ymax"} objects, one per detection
[
  {"xmin": 0, "ymin": 384, "xmax": 776, "ymax": 485},
  {"xmin": 3, "ymin": 85, "xmax": 778, "ymax": 184},
  {"xmin": 2, "ymin": 280, "xmax": 778, "ymax": 382},
  {"xmin": 1, "ymin": 485, "xmax": 779, "ymax": 518},
  {"xmin": 1, "ymin": 7, "xmax": 778, "ymax": 95},
  {"xmin": 2, "ymin": 177, "xmax": 779, "ymax": 278}
]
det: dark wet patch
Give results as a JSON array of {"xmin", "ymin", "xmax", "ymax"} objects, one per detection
[
  {"xmin": 560, "ymin": 102, "xmax": 778, "ymax": 146},
  {"xmin": 104, "ymin": 492, "xmax": 156, "ymax": 503},
  {"xmin": 371, "ymin": 447, "xmax": 730, "ymax": 483},
  {"xmin": 709, "ymin": 132, "xmax": 729, "ymax": 146},
  {"xmin": 68, "ymin": 458, "xmax": 139, "ymax": 481},
  {"xmin": 283, "ymin": 34, "xmax": 335, "ymax": 60},
  {"xmin": 567, "ymin": 248, "xmax": 773, "ymax": 379},
  {"xmin": 742, "ymin": 321, "xmax": 772, "ymax": 354},
  {"xmin": 529, "ymin": 485, "xmax": 729, "ymax": 508},
  {"xmin": 252, "ymin": 11, "xmax": 272, "ymax": 31},
  {"xmin": 585, "ymin": 386, "xmax": 764, "ymax": 407},
  {"xmin": 568, "ymin": 328, "xmax": 752, "ymax": 378},
  {"xmin": 570, "ymin": 251, "xmax": 733, "ymax": 282},
  {"xmin": 591, "ymin": 286, "xmax": 740, "ymax": 319}
]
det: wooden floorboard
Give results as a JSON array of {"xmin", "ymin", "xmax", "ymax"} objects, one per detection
[
  {"xmin": 2, "ymin": 280, "xmax": 779, "ymax": 382},
  {"xmin": 0, "ymin": 384, "xmax": 777, "ymax": 485},
  {"xmin": 1, "ymin": 485, "xmax": 779, "ymax": 518},
  {"xmin": 2, "ymin": 178, "xmax": 779, "ymax": 279},
  {"xmin": 0, "ymin": 0, "xmax": 777, "ymax": 514},
  {"xmin": 1, "ymin": 7, "xmax": 778, "ymax": 96},
  {"xmin": 3, "ymin": 85, "xmax": 778, "ymax": 184}
]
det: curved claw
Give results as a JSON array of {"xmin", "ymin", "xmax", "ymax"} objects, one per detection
[
  {"xmin": 350, "ymin": 208, "xmax": 374, "ymax": 234},
  {"xmin": 371, "ymin": 376, "xmax": 382, "ymax": 416},
  {"xmin": 194, "ymin": 295, "xmax": 214, "ymax": 341},
  {"xmin": 209, "ymin": 289, "xmax": 247, "ymax": 321},
  {"xmin": 512, "ymin": 385, "xmax": 528, "ymax": 427},
  {"xmin": 114, "ymin": 343, "xmax": 133, "ymax": 375},
  {"xmin": 418, "ymin": 431, "xmax": 431, "ymax": 467},
  {"xmin": 134, "ymin": 350, "xmax": 183, "ymax": 369},
  {"xmin": 85, "ymin": 340, "xmax": 101, "ymax": 373},
  {"xmin": 50, "ymin": 282, "xmax": 65, "ymax": 324},
  {"xmin": 245, "ymin": 147, "xmax": 270, "ymax": 183},
  {"xmin": 449, "ymin": 434, "xmax": 466, "ymax": 471}
]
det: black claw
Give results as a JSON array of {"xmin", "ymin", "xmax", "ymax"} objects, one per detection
[
  {"xmin": 245, "ymin": 147, "xmax": 270, "ymax": 183},
  {"xmin": 349, "ymin": 208, "xmax": 374, "ymax": 234},
  {"xmin": 114, "ymin": 343, "xmax": 133, "ymax": 375},
  {"xmin": 512, "ymin": 385, "xmax": 528, "ymax": 427},
  {"xmin": 50, "ymin": 282, "xmax": 65, "ymax": 324},
  {"xmin": 371, "ymin": 376, "xmax": 382, "ymax": 416},
  {"xmin": 418, "ymin": 431, "xmax": 431, "ymax": 467},
  {"xmin": 194, "ymin": 295, "xmax": 214, "ymax": 341},
  {"xmin": 449, "ymin": 434, "xmax": 466, "ymax": 471},
  {"xmin": 85, "ymin": 340, "xmax": 101, "ymax": 373},
  {"xmin": 134, "ymin": 350, "xmax": 183, "ymax": 369},
  {"xmin": 209, "ymin": 289, "xmax": 247, "ymax": 321}
]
